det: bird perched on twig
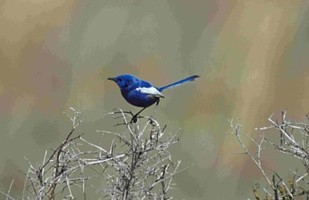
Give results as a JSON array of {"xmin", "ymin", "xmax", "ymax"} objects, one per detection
[{"xmin": 108, "ymin": 74, "xmax": 199, "ymax": 122}]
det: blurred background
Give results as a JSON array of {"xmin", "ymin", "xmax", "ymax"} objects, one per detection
[{"xmin": 1, "ymin": 0, "xmax": 309, "ymax": 199}]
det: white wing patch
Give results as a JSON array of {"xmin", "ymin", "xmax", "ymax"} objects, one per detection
[{"xmin": 136, "ymin": 87, "xmax": 164, "ymax": 98}]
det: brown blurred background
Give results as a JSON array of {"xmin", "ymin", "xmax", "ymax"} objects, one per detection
[{"xmin": 1, "ymin": 0, "xmax": 309, "ymax": 199}]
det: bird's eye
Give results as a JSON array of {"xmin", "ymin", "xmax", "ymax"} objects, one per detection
[
  {"xmin": 124, "ymin": 80, "xmax": 130, "ymax": 88},
  {"xmin": 118, "ymin": 78, "xmax": 122, "ymax": 82}
]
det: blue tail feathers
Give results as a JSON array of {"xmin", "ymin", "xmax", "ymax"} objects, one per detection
[{"xmin": 158, "ymin": 75, "xmax": 200, "ymax": 91}]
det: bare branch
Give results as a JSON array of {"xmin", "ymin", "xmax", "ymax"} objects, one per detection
[{"xmin": 231, "ymin": 112, "xmax": 309, "ymax": 199}]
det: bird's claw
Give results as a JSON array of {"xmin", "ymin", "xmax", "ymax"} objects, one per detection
[
  {"xmin": 130, "ymin": 115, "xmax": 138, "ymax": 123},
  {"xmin": 148, "ymin": 115, "xmax": 156, "ymax": 125}
]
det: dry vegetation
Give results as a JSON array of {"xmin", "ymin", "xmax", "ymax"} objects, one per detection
[
  {"xmin": 230, "ymin": 111, "xmax": 309, "ymax": 200},
  {"xmin": 1, "ymin": 108, "xmax": 180, "ymax": 200}
]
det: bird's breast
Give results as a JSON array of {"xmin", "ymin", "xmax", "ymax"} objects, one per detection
[{"xmin": 121, "ymin": 88, "xmax": 157, "ymax": 107}]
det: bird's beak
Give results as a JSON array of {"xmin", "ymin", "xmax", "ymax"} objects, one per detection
[{"xmin": 107, "ymin": 77, "xmax": 116, "ymax": 82}]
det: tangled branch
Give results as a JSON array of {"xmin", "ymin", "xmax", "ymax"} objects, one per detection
[
  {"xmin": 100, "ymin": 109, "xmax": 181, "ymax": 200},
  {"xmin": 230, "ymin": 111, "xmax": 309, "ymax": 200},
  {"xmin": 1, "ymin": 108, "xmax": 181, "ymax": 200}
]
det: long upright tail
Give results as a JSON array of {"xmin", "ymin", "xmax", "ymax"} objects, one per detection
[{"xmin": 158, "ymin": 75, "xmax": 200, "ymax": 91}]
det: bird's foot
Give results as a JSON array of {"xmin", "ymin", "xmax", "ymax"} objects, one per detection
[
  {"xmin": 130, "ymin": 115, "xmax": 138, "ymax": 123},
  {"xmin": 130, "ymin": 113, "xmax": 148, "ymax": 123},
  {"xmin": 147, "ymin": 115, "xmax": 157, "ymax": 126}
]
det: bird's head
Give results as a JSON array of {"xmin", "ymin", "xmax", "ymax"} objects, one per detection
[{"xmin": 107, "ymin": 74, "xmax": 138, "ymax": 90}]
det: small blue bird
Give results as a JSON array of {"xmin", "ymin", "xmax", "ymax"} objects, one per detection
[{"xmin": 108, "ymin": 74, "xmax": 199, "ymax": 121}]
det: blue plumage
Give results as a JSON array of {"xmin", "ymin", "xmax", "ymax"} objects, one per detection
[
  {"xmin": 158, "ymin": 75, "xmax": 199, "ymax": 91},
  {"xmin": 108, "ymin": 74, "xmax": 199, "ymax": 120}
]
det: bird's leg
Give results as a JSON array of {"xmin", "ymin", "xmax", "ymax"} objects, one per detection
[
  {"xmin": 149, "ymin": 98, "xmax": 160, "ymax": 124},
  {"xmin": 153, "ymin": 98, "xmax": 160, "ymax": 115},
  {"xmin": 156, "ymin": 98, "xmax": 160, "ymax": 106},
  {"xmin": 131, "ymin": 98, "xmax": 160, "ymax": 123},
  {"xmin": 135, "ymin": 107, "xmax": 147, "ymax": 117},
  {"xmin": 131, "ymin": 107, "xmax": 147, "ymax": 123}
]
